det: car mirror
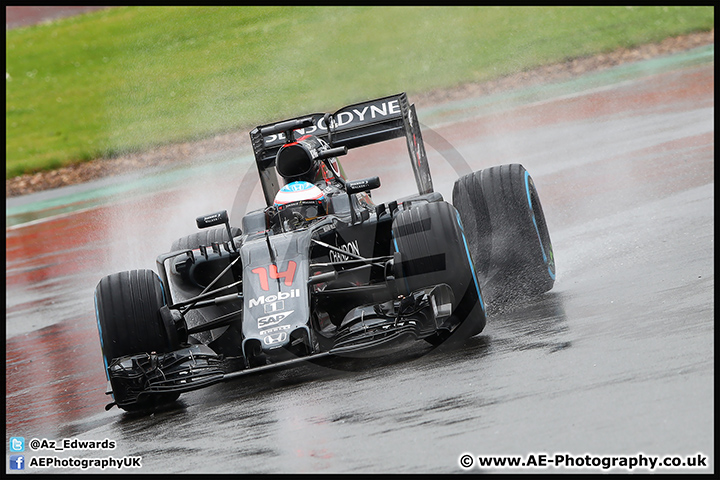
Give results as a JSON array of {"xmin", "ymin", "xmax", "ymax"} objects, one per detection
[{"xmin": 346, "ymin": 176, "xmax": 381, "ymax": 195}]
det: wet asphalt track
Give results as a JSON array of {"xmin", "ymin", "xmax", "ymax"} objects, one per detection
[{"xmin": 5, "ymin": 46, "xmax": 714, "ymax": 473}]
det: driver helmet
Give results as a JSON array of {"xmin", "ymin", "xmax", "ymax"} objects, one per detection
[{"xmin": 273, "ymin": 181, "xmax": 327, "ymax": 225}]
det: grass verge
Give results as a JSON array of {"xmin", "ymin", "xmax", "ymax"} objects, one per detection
[{"xmin": 6, "ymin": 6, "xmax": 714, "ymax": 178}]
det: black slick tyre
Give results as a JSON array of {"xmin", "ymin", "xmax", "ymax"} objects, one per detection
[
  {"xmin": 453, "ymin": 164, "xmax": 555, "ymax": 306},
  {"xmin": 392, "ymin": 201, "xmax": 486, "ymax": 341},
  {"xmin": 94, "ymin": 269, "xmax": 180, "ymax": 411}
]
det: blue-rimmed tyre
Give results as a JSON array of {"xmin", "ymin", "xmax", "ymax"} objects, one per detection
[
  {"xmin": 392, "ymin": 201, "xmax": 486, "ymax": 343},
  {"xmin": 94, "ymin": 269, "xmax": 181, "ymax": 411},
  {"xmin": 452, "ymin": 164, "xmax": 555, "ymax": 306}
]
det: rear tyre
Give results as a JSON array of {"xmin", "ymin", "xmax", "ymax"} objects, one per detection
[
  {"xmin": 95, "ymin": 269, "xmax": 180, "ymax": 411},
  {"xmin": 392, "ymin": 201, "xmax": 486, "ymax": 342},
  {"xmin": 453, "ymin": 164, "xmax": 555, "ymax": 306}
]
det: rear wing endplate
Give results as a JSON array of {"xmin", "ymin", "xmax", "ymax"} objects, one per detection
[{"xmin": 250, "ymin": 92, "xmax": 432, "ymax": 206}]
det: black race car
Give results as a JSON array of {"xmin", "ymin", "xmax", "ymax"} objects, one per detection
[{"xmin": 94, "ymin": 93, "xmax": 555, "ymax": 411}]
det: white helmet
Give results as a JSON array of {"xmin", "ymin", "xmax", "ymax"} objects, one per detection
[{"xmin": 273, "ymin": 181, "xmax": 327, "ymax": 226}]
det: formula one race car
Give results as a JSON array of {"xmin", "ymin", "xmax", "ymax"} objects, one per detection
[{"xmin": 94, "ymin": 93, "xmax": 555, "ymax": 411}]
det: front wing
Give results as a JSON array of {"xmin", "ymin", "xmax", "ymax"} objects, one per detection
[{"xmin": 105, "ymin": 316, "xmax": 434, "ymax": 410}]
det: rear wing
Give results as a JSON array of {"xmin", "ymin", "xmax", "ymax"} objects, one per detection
[{"xmin": 250, "ymin": 92, "xmax": 432, "ymax": 206}]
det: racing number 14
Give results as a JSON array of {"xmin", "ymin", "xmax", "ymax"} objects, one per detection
[{"xmin": 251, "ymin": 262, "xmax": 297, "ymax": 291}]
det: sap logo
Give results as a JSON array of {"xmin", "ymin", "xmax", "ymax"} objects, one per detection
[
  {"xmin": 257, "ymin": 311, "xmax": 293, "ymax": 329},
  {"xmin": 249, "ymin": 289, "xmax": 301, "ymax": 308},
  {"xmin": 329, "ymin": 240, "xmax": 360, "ymax": 263},
  {"xmin": 263, "ymin": 332, "xmax": 288, "ymax": 345}
]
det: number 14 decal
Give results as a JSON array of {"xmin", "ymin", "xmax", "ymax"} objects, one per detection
[{"xmin": 251, "ymin": 261, "xmax": 297, "ymax": 291}]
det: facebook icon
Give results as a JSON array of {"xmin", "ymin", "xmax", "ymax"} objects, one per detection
[{"xmin": 10, "ymin": 455, "xmax": 25, "ymax": 470}]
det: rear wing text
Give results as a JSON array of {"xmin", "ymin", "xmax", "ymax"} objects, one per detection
[{"xmin": 250, "ymin": 92, "xmax": 432, "ymax": 206}]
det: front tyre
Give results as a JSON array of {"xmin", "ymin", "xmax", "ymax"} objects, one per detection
[
  {"xmin": 392, "ymin": 201, "xmax": 486, "ymax": 341},
  {"xmin": 94, "ymin": 269, "xmax": 180, "ymax": 411}
]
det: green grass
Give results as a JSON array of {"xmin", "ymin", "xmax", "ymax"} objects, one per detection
[{"xmin": 5, "ymin": 6, "xmax": 714, "ymax": 178}]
